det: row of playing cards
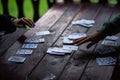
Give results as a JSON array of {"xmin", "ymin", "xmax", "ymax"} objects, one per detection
[
  {"xmin": 8, "ymin": 31, "xmax": 50, "ymax": 63},
  {"xmin": 96, "ymin": 57, "xmax": 116, "ymax": 66}
]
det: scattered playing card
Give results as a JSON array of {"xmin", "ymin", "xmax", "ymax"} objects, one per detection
[
  {"xmin": 36, "ymin": 31, "xmax": 50, "ymax": 36},
  {"xmin": 101, "ymin": 39, "xmax": 117, "ymax": 46},
  {"xmin": 0, "ymin": 31, "xmax": 5, "ymax": 36},
  {"xmin": 68, "ymin": 33, "xmax": 87, "ymax": 40},
  {"xmin": 63, "ymin": 37, "xmax": 73, "ymax": 44},
  {"xmin": 22, "ymin": 43, "xmax": 38, "ymax": 49},
  {"xmin": 105, "ymin": 36, "xmax": 119, "ymax": 41},
  {"xmin": 96, "ymin": 57, "xmax": 116, "ymax": 66},
  {"xmin": 47, "ymin": 46, "xmax": 74, "ymax": 55},
  {"xmin": 47, "ymin": 47, "xmax": 65, "ymax": 55},
  {"xmin": 25, "ymin": 38, "xmax": 45, "ymax": 43},
  {"xmin": 8, "ymin": 56, "xmax": 26, "ymax": 63},
  {"xmin": 16, "ymin": 49, "xmax": 33, "ymax": 55},
  {"xmin": 97, "ymin": 47, "xmax": 116, "ymax": 54},
  {"xmin": 72, "ymin": 19, "xmax": 95, "ymax": 28},
  {"xmin": 52, "ymin": 47, "xmax": 72, "ymax": 53},
  {"xmin": 62, "ymin": 45, "xmax": 78, "ymax": 51}
]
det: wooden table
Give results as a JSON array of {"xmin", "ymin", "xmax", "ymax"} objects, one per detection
[{"xmin": 0, "ymin": 3, "xmax": 120, "ymax": 80}]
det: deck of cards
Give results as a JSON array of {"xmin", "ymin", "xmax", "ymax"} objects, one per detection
[{"xmin": 96, "ymin": 57, "xmax": 116, "ymax": 66}]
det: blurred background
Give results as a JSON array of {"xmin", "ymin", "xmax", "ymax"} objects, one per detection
[{"xmin": 0, "ymin": 0, "xmax": 117, "ymax": 21}]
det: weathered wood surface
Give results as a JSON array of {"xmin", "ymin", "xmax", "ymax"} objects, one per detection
[{"xmin": 0, "ymin": 3, "xmax": 120, "ymax": 80}]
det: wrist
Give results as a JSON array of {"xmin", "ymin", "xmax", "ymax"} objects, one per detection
[{"xmin": 95, "ymin": 31, "xmax": 107, "ymax": 40}]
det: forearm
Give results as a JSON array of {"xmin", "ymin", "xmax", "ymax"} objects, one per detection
[
  {"xmin": 0, "ymin": 14, "xmax": 17, "ymax": 34},
  {"xmin": 98, "ymin": 14, "xmax": 120, "ymax": 36}
]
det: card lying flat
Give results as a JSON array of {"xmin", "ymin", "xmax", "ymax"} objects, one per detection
[
  {"xmin": 68, "ymin": 33, "xmax": 87, "ymax": 40},
  {"xmin": 0, "ymin": 31, "xmax": 5, "ymax": 36},
  {"xmin": 101, "ymin": 39, "xmax": 117, "ymax": 47},
  {"xmin": 105, "ymin": 36, "xmax": 119, "ymax": 41},
  {"xmin": 36, "ymin": 31, "xmax": 50, "ymax": 36},
  {"xmin": 22, "ymin": 43, "xmax": 38, "ymax": 49},
  {"xmin": 97, "ymin": 47, "xmax": 116, "ymax": 54},
  {"xmin": 62, "ymin": 45, "xmax": 78, "ymax": 51},
  {"xmin": 63, "ymin": 37, "xmax": 73, "ymax": 44},
  {"xmin": 96, "ymin": 57, "xmax": 116, "ymax": 66},
  {"xmin": 47, "ymin": 46, "xmax": 74, "ymax": 55},
  {"xmin": 72, "ymin": 19, "xmax": 95, "ymax": 28},
  {"xmin": 8, "ymin": 56, "xmax": 26, "ymax": 63},
  {"xmin": 47, "ymin": 47, "xmax": 65, "ymax": 55},
  {"xmin": 25, "ymin": 38, "xmax": 45, "ymax": 43},
  {"xmin": 16, "ymin": 49, "xmax": 33, "ymax": 55}
]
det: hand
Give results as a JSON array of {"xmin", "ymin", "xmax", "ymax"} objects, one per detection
[
  {"xmin": 0, "ymin": 36, "xmax": 2, "ymax": 40},
  {"xmin": 73, "ymin": 32, "xmax": 106, "ymax": 48},
  {"xmin": 12, "ymin": 17, "xmax": 35, "ymax": 28}
]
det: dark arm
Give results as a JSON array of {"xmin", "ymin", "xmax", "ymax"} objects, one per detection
[
  {"xmin": 0, "ymin": 14, "xmax": 16, "ymax": 35},
  {"xmin": 98, "ymin": 14, "xmax": 120, "ymax": 36}
]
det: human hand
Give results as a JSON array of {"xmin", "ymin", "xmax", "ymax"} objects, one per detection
[
  {"xmin": 73, "ymin": 32, "xmax": 106, "ymax": 48},
  {"xmin": 0, "ymin": 37, "xmax": 2, "ymax": 40},
  {"xmin": 12, "ymin": 17, "xmax": 35, "ymax": 28}
]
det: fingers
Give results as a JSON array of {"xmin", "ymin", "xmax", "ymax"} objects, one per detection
[
  {"xmin": 73, "ymin": 36, "xmax": 90, "ymax": 46},
  {"xmin": 76, "ymin": 37, "xmax": 90, "ymax": 46},
  {"xmin": 21, "ymin": 18, "xmax": 35, "ymax": 28},
  {"xmin": 73, "ymin": 37, "xmax": 86, "ymax": 44}
]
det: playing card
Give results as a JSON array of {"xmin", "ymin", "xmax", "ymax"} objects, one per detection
[
  {"xmin": 52, "ymin": 47, "xmax": 72, "ymax": 53},
  {"xmin": 47, "ymin": 47, "xmax": 72, "ymax": 53},
  {"xmin": 63, "ymin": 37, "xmax": 73, "ymax": 44},
  {"xmin": 16, "ymin": 49, "xmax": 33, "ymax": 55},
  {"xmin": 97, "ymin": 47, "xmax": 116, "ymax": 54},
  {"xmin": 8, "ymin": 56, "xmax": 26, "ymax": 63},
  {"xmin": 105, "ymin": 36, "xmax": 119, "ymax": 41},
  {"xmin": 36, "ymin": 31, "xmax": 50, "ymax": 36},
  {"xmin": 72, "ymin": 19, "xmax": 95, "ymax": 28},
  {"xmin": 101, "ymin": 39, "xmax": 117, "ymax": 46},
  {"xmin": 22, "ymin": 43, "xmax": 38, "ymax": 49},
  {"xmin": 68, "ymin": 33, "xmax": 87, "ymax": 39},
  {"xmin": 25, "ymin": 38, "xmax": 45, "ymax": 43},
  {"xmin": 0, "ymin": 31, "xmax": 5, "ymax": 36},
  {"xmin": 47, "ymin": 47, "xmax": 65, "ymax": 55},
  {"xmin": 96, "ymin": 57, "xmax": 116, "ymax": 66},
  {"xmin": 62, "ymin": 45, "xmax": 78, "ymax": 51}
]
